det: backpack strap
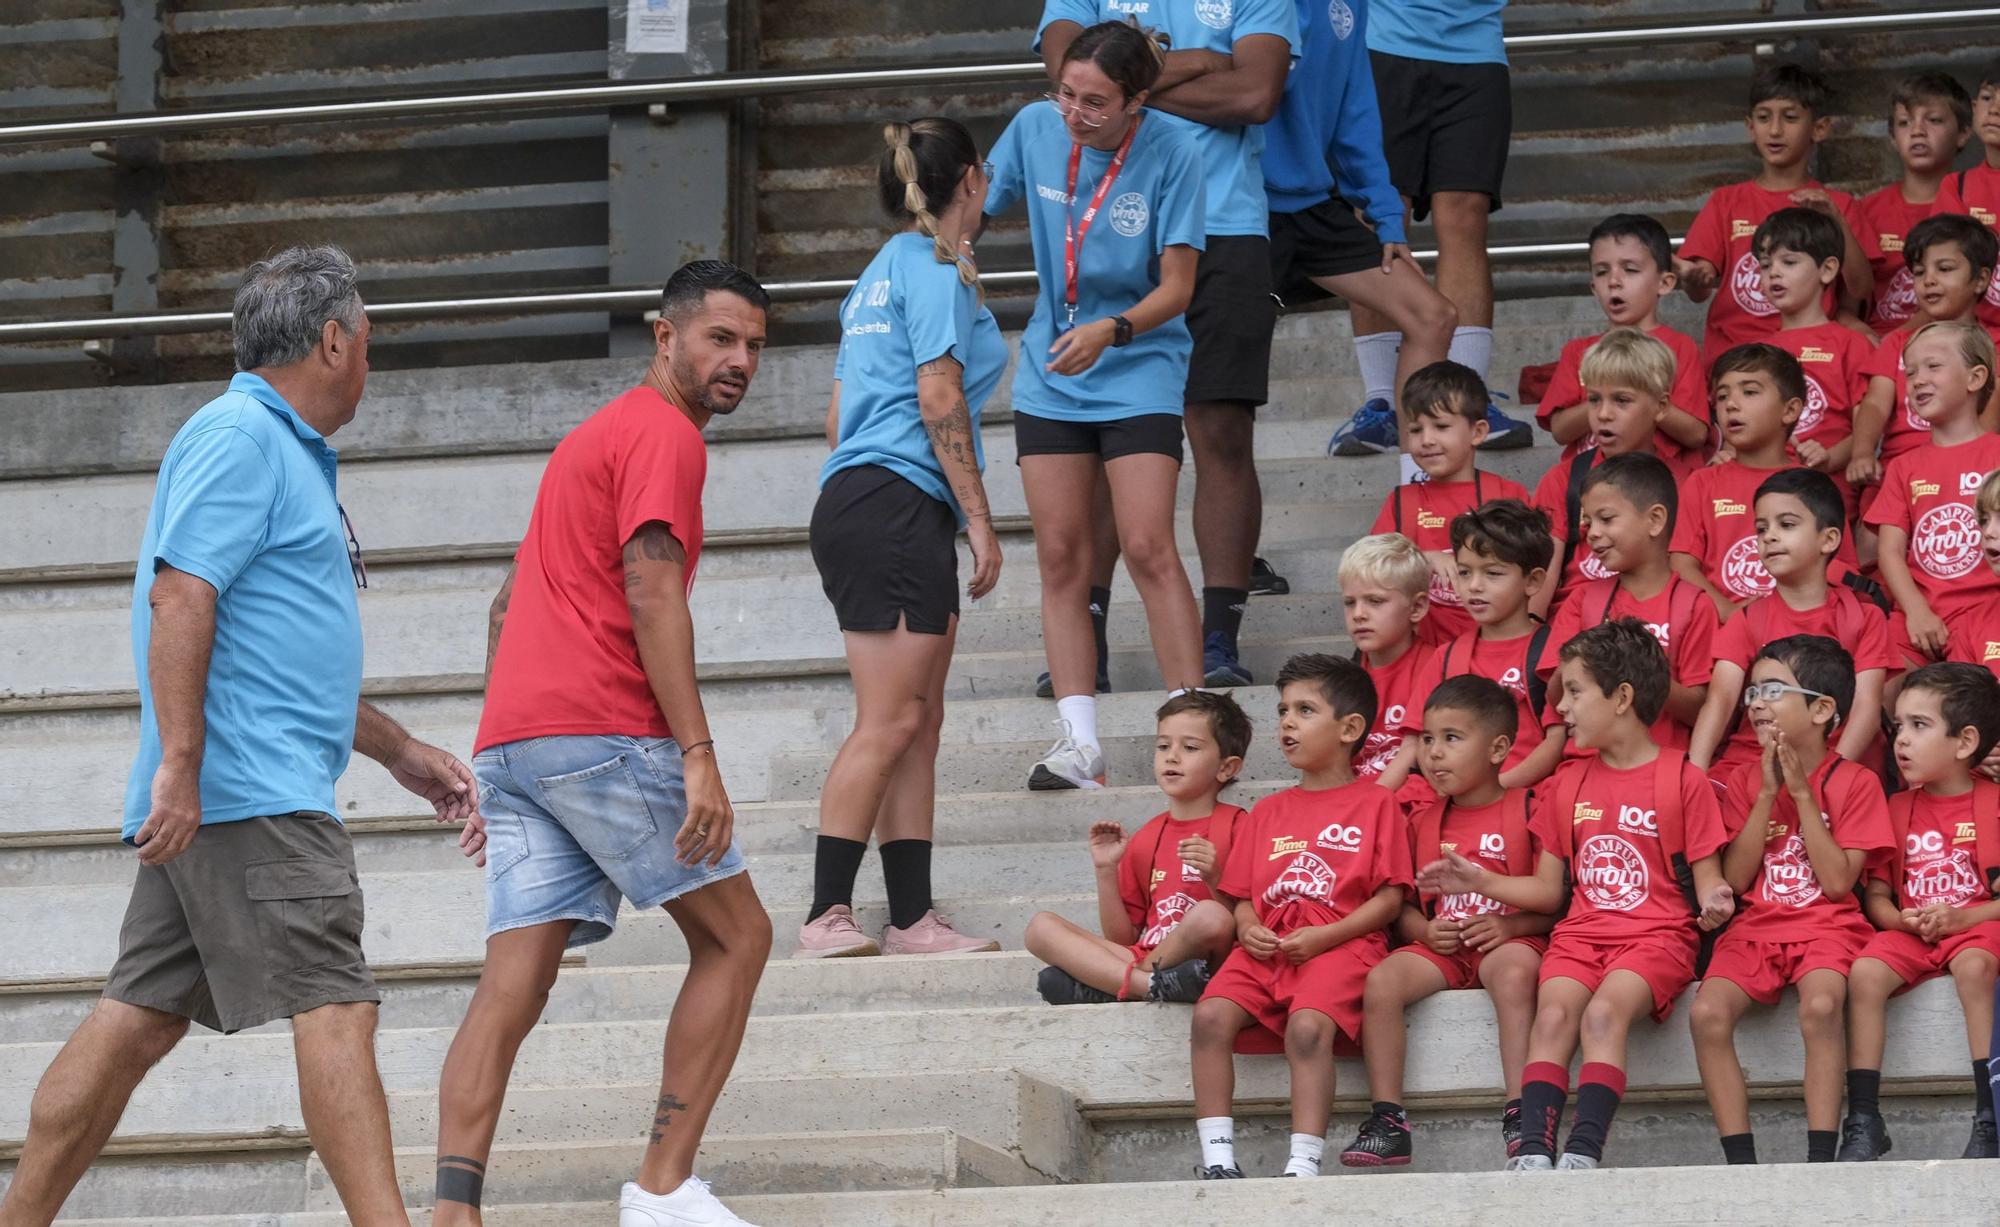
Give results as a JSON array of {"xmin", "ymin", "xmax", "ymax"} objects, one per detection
[
  {"xmin": 1394, "ymin": 484, "xmax": 1406, "ymax": 536},
  {"xmin": 1524, "ymin": 620, "xmax": 1555, "ymax": 721},
  {"xmin": 1208, "ymin": 803, "xmax": 1240, "ymax": 891},
  {"xmin": 1474, "ymin": 469, "xmax": 1487, "ymax": 504},
  {"xmin": 1653, "ymin": 747, "xmax": 1703, "ymax": 910},
  {"xmin": 1415, "ymin": 799, "xmax": 1448, "ymax": 917},
  {"xmin": 1502, "ymin": 787, "xmax": 1536, "ymax": 878},
  {"xmin": 1561, "ymin": 448, "xmax": 1596, "ymax": 577},
  {"xmin": 1839, "ymin": 569, "xmax": 1892, "ymax": 615},
  {"xmin": 1975, "ymin": 781, "xmax": 2000, "ymax": 895},
  {"xmin": 1885, "ymin": 789, "xmax": 1916, "ymax": 902},
  {"xmin": 1549, "ymin": 765, "xmax": 1586, "ymax": 864},
  {"xmin": 1667, "ymin": 575, "xmax": 1699, "ymax": 661}
]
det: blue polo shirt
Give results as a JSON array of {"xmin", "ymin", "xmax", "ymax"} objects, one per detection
[
  {"xmin": 1367, "ymin": 0, "xmax": 1507, "ymax": 65},
  {"xmin": 123, "ymin": 372, "xmax": 363, "ymax": 842}
]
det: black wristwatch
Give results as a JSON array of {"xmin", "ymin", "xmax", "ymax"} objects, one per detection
[{"xmin": 1110, "ymin": 314, "xmax": 1133, "ymax": 347}]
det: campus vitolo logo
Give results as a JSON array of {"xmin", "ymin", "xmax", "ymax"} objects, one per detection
[
  {"xmin": 1108, "ymin": 191, "xmax": 1149, "ymax": 238},
  {"xmin": 1575, "ymin": 834, "xmax": 1649, "ymax": 912},
  {"xmin": 1757, "ymin": 833, "xmax": 1823, "ymax": 908},
  {"xmin": 1877, "ymin": 266, "xmax": 1917, "ymax": 325},
  {"xmin": 1141, "ymin": 891, "xmax": 1197, "ymax": 948},
  {"xmin": 1988, "ymin": 270, "xmax": 2000, "ymax": 309},
  {"xmin": 1580, "ymin": 548, "xmax": 1613, "ymax": 581},
  {"xmin": 1195, "ymin": 0, "xmax": 1233, "ymax": 28},
  {"xmin": 1265, "ymin": 849, "xmax": 1336, "ymax": 907},
  {"xmin": 1794, "ymin": 373, "xmax": 1829, "ymax": 436},
  {"xmin": 1721, "ymin": 535, "xmax": 1774, "ymax": 599},
  {"xmin": 1730, "ymin": 251, "xmax": 1778, "ymax": 317},
  {"xmin": 1428, "ymin": 567, "xmax": 1461, "ymax": 607},
  {"xmin": 1913, "ymin": 502, "xmax": 1981, "ymax": 580},
  {"xmin": 1905, "ymin": 828, "xmax": 1983, "ymax": 907},
  {"xmin": 1328, "ymin": 0, "xmax": 1355, "ymax": 39}
]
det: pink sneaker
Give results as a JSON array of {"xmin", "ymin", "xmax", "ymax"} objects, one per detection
[
  {"xmin": 881, "ymin": 910, "xmax": 1002, "ymax": 956},
  {"xmin": 794, "ymin": 905, "xmax": 880, "ymax": 959}
]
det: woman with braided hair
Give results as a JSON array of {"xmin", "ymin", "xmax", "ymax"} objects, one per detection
[{"xmin": 796, "ymin": 116, "xmax": 1011, "ymax": 958}]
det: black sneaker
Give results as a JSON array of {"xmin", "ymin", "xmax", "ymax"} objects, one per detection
[
  {"xmin": 1502, "ymin": 1105, "xmax": 1524, "ymax": 1158},
  {"xmin": 1195, "ymin": 1163, "xmax": 1246, "ymax": 1179},
  {"xmin": 1339, "ymin": 1109, "xmax": 1413, "ymax": 1167},
  {"xmin": 1836, "ymin": 1111, "xmax": 1892, "ymax": 1161},
  {"xmin": 1963, "ymin": 1111, "xmax": 1998, "ymax": 1158},
  {"xmin": 1036, "ymin": 965, "xmax": 1115, "ymax": 1006},
  {"xmin": 1250, "ymin": 556, "xmax": 1290, "ymax": 596},
  {"xmin": 1035, "ymin": 668, "xmax": 1111, "ymax": 699},
  {"xmin": 1147, "ymin": 958, "xmax": 1212, "ymax": 1004}
]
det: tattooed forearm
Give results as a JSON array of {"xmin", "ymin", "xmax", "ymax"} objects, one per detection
[
  {"xmin": 648, "ymin": 1092, "xmax": 691, "ymax": 1144},
  {"xmin": 921, "ymin": 401, "xmax": 977, "ymax": 468}
]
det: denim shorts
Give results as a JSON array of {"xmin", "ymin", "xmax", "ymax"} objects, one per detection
[{"xmin": 472, "ymin": 735, "xmax": 746, "ymax": 948}]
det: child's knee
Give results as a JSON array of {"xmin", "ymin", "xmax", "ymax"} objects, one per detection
[
  {"xmin": 1952, "ymin": 951, "xmax": 2000, "ymax": 989},
  {"xmin": 1797, "ymin": 988, "xmax": 1845, "ymax": 1034},
  {"xmin": 1284, "ymin": 1011, "xmax": 1336, "ymax": 1058},
  {"xmin": 1687, "ymin": 989, "xmax": 1738, "ymax": 1044},
  {"xmin": 1192, "ymin": 1000, "xmax": 1243, "ymax": 1048},
  {"xmin": 1024, "ymin": 911, "xmax": 1063, "ymax": 954},
  {"xmin": 1579, "ymin": 996, "xmax": 1636, "ymax": 1047},
  {"xmin": 1185, "ymin": 901, "xmax": 1234, "ymax": 944}
]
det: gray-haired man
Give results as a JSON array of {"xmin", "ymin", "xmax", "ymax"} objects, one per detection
[{"xmin": 0, "ymin": 246, "xmax": 483, "ymax": 1227}]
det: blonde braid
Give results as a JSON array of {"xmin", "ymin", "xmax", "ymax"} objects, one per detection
[{"xmin": 884, "ymin": 120, "xmax": 980, "ymax": 292}]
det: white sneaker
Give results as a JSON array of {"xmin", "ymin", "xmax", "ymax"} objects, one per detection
[
  {"xmin": 1027, "ymin": 720, "xmax": 1106, "ymax": 791},
  {"xmin": 620, "ymin": 1177, "xmax": 759, "ymax": 1226},
  {"xmin": 1554, "ymin": 1152, "xmax": 1599, "ymax": 1171},
  {"xmin": 1505, "ymin": 1154, "xmax": 1553, "ymax": 1171}
]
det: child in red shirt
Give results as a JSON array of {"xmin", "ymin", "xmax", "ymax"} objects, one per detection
[
  {"xmin": 1339, "ymin": 533, "xmax": 1434, "ymax": 804},
  {"xmin": 1755, "ymin": 210, "xmax": 1877, "ymax": 504},
  {"xmin": 1960, "ymin": 470, "xmax": 2000, "ymax": 683},
  {"xmin": 1547, "ymin": 453, "xmax": 1718, "ymax": 751},
  {"xmin": 1420, "ymin": 619, "xmax": 1733, "ymax": 1170},
  {"xmin": 1862, "ymin": 321, "xmax": 2000, "ymax": 665},
  {"xmin": 1538, "ymin": 214, "xmax": 1710, "ymax": 472},
  {"xmin": 1857, "ymin": 73, "xmax": 1973, "ymax": 334},
  {"xmin": 1340, "ymin": 677, "xmax": 1556, "ymax": 1169},
  {"xmin": 1691, "ymin": 468, "xmax": 1893, "ymax": 777},
  {"xmin": 1689, "ymin": 636, "xmax": 1894, "ymax": 1166},
  {"xmin": 1675, "ymin": 64, "xmax": 1875, "ymax": 372},
  {"xmin": 1370, "ymin": 361, "xmax": 1530, "ymax": 644},
  {"xmin": 1028, "ymin": 692, "xmax": 1251, "ymax": 1005},
  {"xmin": 1936, "ymin": 63, "xmax": 2000, "ymax": 328},
  {"xmin": 1191, "ymin": 654, "xmax": 1415, "ymax": 1179},
  {"xmin": 1839, "ymin": 663, "xmax": 2000, "ymax": 1160}
]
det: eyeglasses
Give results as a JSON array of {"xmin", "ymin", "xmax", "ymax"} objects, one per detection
[
  {"xmin": 1741, "ymin": 681, "xmax": 1828, "ymax": 707},
  {"xmin": 339, "ymin": 504, "xmax": 368, "ymax": 590},
  {"xmin": 981, "ymin": 159, "xmax": 994, "ymax": 180},
  {"xmin": 1045, "ymin": 92, "xmax": 1111, "ymax": 128}
]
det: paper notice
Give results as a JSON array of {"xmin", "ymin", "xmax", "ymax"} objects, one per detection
[{"xmin": 626, "ymin": 0, "xmax": 689, "ymax": 55}]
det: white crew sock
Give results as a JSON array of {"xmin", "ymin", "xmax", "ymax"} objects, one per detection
[
  {"xmin": 1449, "ymin": 325, "xmax": 1495, "ymax": 383},
  {"xmin": 1056, "ymin": 693, "xmax": 1099, "ymax": 752},
  {"xmin": 1197, "ymin": 1116, "xmax": 1237, "ymax": 1170},
  {"xmin": 1353, "ymin": 331, "xmax": 1403, "ymax": 407},
  {"xmin": 1285, "ymin": 1132, "xmax": 1326, "ymax": 1177}
]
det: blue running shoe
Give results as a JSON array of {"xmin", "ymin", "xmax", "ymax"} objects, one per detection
[
  {"xmin": 1328, "ymin": 398, "xmax": 1399, "ymax": 456},
  {"xmin": 1203, "ymin": 631, "xmax": 1252, "ymax": 687},
  {"xmin": 1478, "ymin": 395, "xmax": 1533, "ymax": 451}
]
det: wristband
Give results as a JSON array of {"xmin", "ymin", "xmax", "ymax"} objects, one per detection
[
  {"xmin": 1110, "ymin": 314, "xmax": 1133, "ymax": 347},
  {"xmin": 680, "ymin": 739, "xmax": 715, "ymax": 757}
]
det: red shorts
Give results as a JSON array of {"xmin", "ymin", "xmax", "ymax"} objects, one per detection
[
  {"xmin": 1701, "ymin": 924, "xmax": 1872, "ymax": 1005},
  {"xmin": 1856, "ymin": 921, "xmax": 2000, "ymax": 991},
  {"xmin": 1203, "ymin": 934, "xmax": 1388, "ymax": 1051},
  {"xmin": 1400, "ymin": 935, "xmax": 1548, "ymax": 991},
  {"xmin": 1888, "ymin": 608, "xmax": 1980, "ymax": 670},
  {"xmin": 1540, "ymin": 931, "xmax": 1698, "ymax": 1021}
]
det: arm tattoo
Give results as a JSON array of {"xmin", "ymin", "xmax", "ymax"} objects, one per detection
[
  {"xmin": 622, "ymin": 522, "xmax": 687, "ymax": 592},
  {"xmin": 916, "ymin": 356, "xmax": 961, "ymax": 380},
  {"xmin": 921, "ymin": 399, "xmax": 976, "ymax": 468},
  {"xmin": 648, "ymin": 1092, "xmax": 690, "ymax": 1145}
]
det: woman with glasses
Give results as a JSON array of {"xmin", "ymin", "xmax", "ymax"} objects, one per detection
[
  {"xmin": 795, "ymin": 117, "xmax": 1012, "ymax": 959},
  {"xmin": 984, "ymin": 19, "xmax": 1208, "ymax": 791}
]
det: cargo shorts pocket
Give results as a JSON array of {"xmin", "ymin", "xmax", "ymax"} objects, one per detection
[
  {"xmin": 536, "ymin": 750, "xmax": 660, "ymax": 860},
  {"xmin": 245, "ymin": 857, "xmax": 364, "ymax": 975}
]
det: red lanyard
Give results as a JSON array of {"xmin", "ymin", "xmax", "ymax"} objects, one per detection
[{"xmin": 1062, "ymin": 116, "xmax": 1139, "ymax": 327}]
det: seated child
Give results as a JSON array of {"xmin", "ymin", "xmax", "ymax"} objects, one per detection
[
  {"xmin": 1340, "ymin": 676, "xmax": 1556, "ymax": 1168},
  {"xmin": 1419, "ymin": 618, "xmax": 1733, "ymax": 1170},
  {"xmin": 1028, "ymin": 691, "xmax": 1251, "ymax": 1005},
  {"xmin": 1936, "ymin": 60, "xmax": 2000, "ymax": 328},
  {"xmin": 1339, "ymin": 533, "xmax": 1434, "ymax": 803},
  {"xmin": 1537, "ymin": 214, "xmax": 1710, "ymax": 472},
  {"xmin": 1839, "ymin": 662, "xmax": 2000, "ymax": 1161},
  {"xmin": 1689, "ymin": 635, "xmax": 1894, "ymax": 1166},
  {"xmin": 1691, "ymin": 468, "xmax": 1893, "ymax": 776},
  {"xmin": 1370, "ymin": 361, "xmax": 1531, "ymax": 644},
  {"xmin": 1858, "ymin": 72, "xmax": 1973, "ymax": 333},
  {"xmin": 1547, "ymin": 452, "xmax": 1719, "ymax": 751},
  {"xmin": 1191, "ymin": 653, "xmax": 1414, "ymax": 1179},
  {"xmin": 1756, "ymin": 209, "xmax": 1878, "ymax": 506}
]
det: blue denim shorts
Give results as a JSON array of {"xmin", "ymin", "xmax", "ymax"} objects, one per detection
[{"xmin": 472, "ymin": 735, "xmax": 747, "ymax": 948}]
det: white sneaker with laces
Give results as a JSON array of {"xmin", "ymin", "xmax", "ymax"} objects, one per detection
[
  {"xmin": 1505, "ymin": 1154, "xmax": 1553, "ymax": 1172},
  {"xmin": 620, "ymin": 1176, "xmax": 760, "ymax": 1226},
  {"xmin": 1027, "ymin": 720, "xmax": 1106, "ymax": 791},
  {"xmin": 1554, "ymin": 1153, "xmax": 1599, "ymax": 1171}
]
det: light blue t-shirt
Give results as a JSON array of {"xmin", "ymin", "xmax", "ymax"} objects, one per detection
[
  {"xmin": 986, "ymin": 101, "xmax": 1206, "ymax": 422},
  {"xmin": 123, "ymin": 372, "xmax": 363, "ymax": 842},
  {"xmin": 824, "ymin": 233, "xmax": 1008, "ymax": 521},
  {"xmin": 1036, "ymin": 0, "xmax": 1299, "ymax": 237},
  {"xmin": 1367, "ymin": 0, "xmax": 1507, "ymax": 65}
]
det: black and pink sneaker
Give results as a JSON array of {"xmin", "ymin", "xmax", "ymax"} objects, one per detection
[
  {"xmin": 1502, "ymin": 1104, "xmax": 1525, "ymax": 1157},
  {"xmin": 1339, "ymin": 1110, "xmax": 1412, "ymax": 1167}
]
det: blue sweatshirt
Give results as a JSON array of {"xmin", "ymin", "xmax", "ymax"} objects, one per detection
[{"xmin": 1261, "ymin": 0, "xmax": 1405, "ymax": 244}]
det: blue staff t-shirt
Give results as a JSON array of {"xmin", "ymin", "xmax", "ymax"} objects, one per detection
[
  {"xmin": 824, "ymin": 233, "xmax": 1008, "ymax": 521},
  {"xmin": 985, "ymin": 101, "xmax": 1206, "ymax": 422},
  {"xmin": 1036, "ymin": 0, "xmax": 1298, "ymax": 236},
  {"xmin": 1367, "ymin": 0, "xmax": 1507, "ymax": 65},
  {"xmin": 124, "ymin": 372, "xmax": 364, "ymax": 842}
]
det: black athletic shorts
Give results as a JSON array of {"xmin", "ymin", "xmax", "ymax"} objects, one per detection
[
  {"xmin": 1014, "ymin": 409, "xmax": 1184, "ymax": 464},
  {"xmin": 1184, "ymin": 234, "xmax": 1277, "ymax": 408},
  {"xmin": 810, "ymin": 464, "xmax": 959, "ymax": 635},
  {"xmin": 1370, "ymin": 50, "xmax": 1512, "ymax": 220},
  {"xmin": 1270, "ymin": 195, "xmax": 1387, "ymax": 307}
]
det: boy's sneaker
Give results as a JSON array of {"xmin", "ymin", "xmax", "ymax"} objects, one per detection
[
  {"xmin": 1504, "ymin": 1154, "xmax": 1553, "ymax": 1172},
  {"xmin": 1836, "ymin": 1111, "xmax": 1892, "ymax": 1161},
  {"xmin": 1035, "ymin": 663, "xmax": 1111, "ymax": 699},
  {"xmin": 1477, "ymin": 399, "xmax": 1533, "ymax": 450},
  {"xmin": 881, "ymin": 910, "xmax": 1001, "ymax": 955},
  {"xmin": 1146, "ymin": 957, "xmax": 1212, "ymax": 1004},
  {"xmin": 1339, "ymin": 1110, "xmax": 1413, "ymax": 1167},
  {"xmin": 793, "ymin": 905, "xmax": 879, "ymax": 959},
  {"xmin": 1963, "ymin": 1110, "xmax": 1998, "ymax": 1158},
  {"xmin": 1195, "ymin": 1163, "xmax": 1246, "ymax": 1179},
  {"xmin": 1203, "ymin": 631, "xmax": 1252, "ymax": 687},
  {"xmin": 1328, "ymin": 398, "xmax": 1399, "ymax": 455},
  {"xmin": 1037, "ymin": 965, "xmax": 1116, "ymax": 1006},
  {"xmin": 1249, "ymin": 556, "xmax": 1290, "ymax": 596},
  {"xmin": 1501, "ymin": 1105, "xmax": 1524, "ymax": 1157},
  {"xmin": 620, "ymin": 1177, "xmax": 758, "ymax": 1226},
  {"xmin": 1553, "ymin": 1152, "xmax": 1598, "ymax": 1171},
  {"xmin": 1028, "ymin": 721, "xmax": 1106, "ymax": 790}
]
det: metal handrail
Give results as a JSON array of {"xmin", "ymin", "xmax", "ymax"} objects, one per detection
[{"xmin": 0, "ymin": 7, "xmax": 1993, "ymax": 147}]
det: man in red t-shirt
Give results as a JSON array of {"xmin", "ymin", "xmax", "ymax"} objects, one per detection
[{"xmin": 434, "ymin": 263, "xmax": 773, "ymax": 1227}]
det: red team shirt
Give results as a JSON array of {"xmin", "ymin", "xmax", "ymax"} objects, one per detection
[
  {"xmin": 1769, "ymin": 322, "xmax": 1875, "ymax": 462},
  {"xmin": 1717, "ymin": 757, "xmax": 1893, "ymax": 942},
  {"xmin": 1947, "ymin": 603, "xmax": 2000, "ymax": 681},
  {"xmin": 1408, "ymin": 795, "xmax": 1542, "ymax": 921},
  {"xmin": 1218, "ymin": 784, "xmax": 1414, "ymax": 934},
  {"xmin": 1371, "ymin": 470, "xmax": 1531, "ymax": 642},
  {"xmin": 1531, "ymin": 447, "xmax": 1616, "ymax": 606},
  {"xmin": 1424, "ymin": 631, "xmax": 1563, "ymax": 771},
  {"xmin": 1357, "ymin": 642, "xmax": 1432, "ymax": 782},
  {"xmin": 1861, "ymin": 432, "xmax": 2000, "ymax": 628},
  {"xmin": 1862, "ymin": 320, "xmax": 2000, "ymax": 464},
  {"xmin": 1535, "ymin": 325, "xmax": 1709, "ymax": 476},
  {"xmin": 1706, "ymin": 587, "xmax": 1894, "ymax": 775},
  {"xmin": 1855, "ymin": 185, "xmax": 1939, "ymax": 333},
  {"xmin": 1669, "ymin": 460, "xmax": 1860, "ymax": 602},
  {"xmin": 1878, "ymin": 790, "xmax": 1995, "ymax": 912},
  {"xmin": 1118, "ymin": 805, "xmax": 1244, "ymax": 952},
  {"xmin": 1545, "ymin": 576, "xmax": 1719, "ymax": 750},
  {"xmin": 1935, "ymin": 165, "xmax": 2000, "ymax": 328}
]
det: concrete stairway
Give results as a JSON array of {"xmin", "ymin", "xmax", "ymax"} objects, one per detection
[{"xmin": 5, "ymin": 298, "xmax": 1999, "ymax": 1222}]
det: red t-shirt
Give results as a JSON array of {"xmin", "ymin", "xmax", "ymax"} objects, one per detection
[
  {"xmin": 1546, "ymin": 576, "xmax": 1719, "ymax": 750},
  {"xmin": 1424, "ymin": 630, "xmax": 1563, "ymax": 770},
  {"xmin": 1669, "ymin": 459, "xmax": 1861, "ymax": 602},
  {"xmin": 1678, "ymin": 180, "xmax": 1873, "ymax": 368},
  {"xmin": 476, "ymin": 387, "xmax": 707, "ymax": 751},
  {"xmin": 1407, "ymin": 793, "xmax": 1543, "ymax": 919},
  {"xmin": 1947, "ymin": 602, "xmax": 2000, "ymax": 682},
  {"xmin": 1769, "ymin": 322, "xmax": 1876, "ymax": 455},
  {"xmin": 1531, "ymin": 447, "xmax": 1617, "ymax": 607},
  {"xmin": 1707, "ymin": 587, "xmax": 1895, "ymax": 773},
  {"xmin": 1218, "ymin": 783, "xmax": 1414, "ymax": 934},
  {"xmin": 1718, "ymin": 757, "xmax": 1892, "ymax": 941},
  {"xmin": 1371, "ymin": 470, "xmax": 1532, "ymax": 643},
  {"xmin": 1872, "ymin": 789, "xmax": 1997, "ymax": 908},
  {"xmin": 1531, "ymin": 755, "xmax": 1730, "ymax": 944},
  {"xmin": 1118, "ymin": 805, "xmax": 1244, "ymax": 950},
  {"xmin": 1357, "ymin": 642, "xmax": 1432, "ymax": 782},
  {"xmin": 1936, "ymin": 164, "xmax": 2000, "ymax": 328},
  {"xmin": 1855, "ymin": 185, "xmax": 1940, "ymax": 333},
  {"xmin": 1862, "ymin": 321, "xmax": 2000, "ymax": 464},
  {"xmin": 1536, "ymin": 325, "xmax": 1708, "ymax": 474},
  {"xmin": 1861, "ymin": 432, "xmax": 2000, "ymax": 626}
]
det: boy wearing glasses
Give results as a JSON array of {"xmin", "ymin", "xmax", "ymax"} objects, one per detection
[{"xmin": 1687, "ymin": 635, "xmax": 1894, "ymax": 1166}]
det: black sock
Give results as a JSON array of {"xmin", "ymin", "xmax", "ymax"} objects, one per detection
[
  {"xmin": 808, "ymin": 836, "xmax": 868, "ymax": 923},
  {"xmin": 1847, "ymin": 1068, "xmax": 1881, "ymax": 1117},
  {"xmin": 1564, "ymin": 1064, "xmax": 1626, "ymax": 1161},
  {"xmin": 879, "ymin": 839, "xmax": 934, "ymax": 931},
  {"xmin": 1089, "ymin": 585, "xmax": 1112, "ymax": 679},
  {"xmin": 1977, "ymin": 1060, "xmax": 1994, "ymax": 1118},
  {"xmin": 1719, "ymin": 1132, "xmax": 1757, "ymax": 1165},
  {"xmin": 1807, "ymin": 1130, "xmax": 1837, "ymax": 1162},
  {"xmin": 1372, "ymin": 1101, "xmax": 1405, "ymax": 1120},
  {"xmin": 1518, "ymin": 1064, "xmax": 1569, "ymax": 1159},
  {"xmin": 1202, "ymin": 587, "xmax": 1249, "ymax": 652}
]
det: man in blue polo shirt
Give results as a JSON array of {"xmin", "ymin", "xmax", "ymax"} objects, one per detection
[{"xmin": 1, "ymin": 246, "xmax": 484, "ymax": 1227}]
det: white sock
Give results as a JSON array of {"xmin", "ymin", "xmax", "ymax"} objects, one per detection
[
  {"xmin": 1056, "ymin": 693, "xmax": 1099, "ymax": 751},
  {"xmin": 1449, "ymin": 325, "xmax": 1495, "ymax": 382},
  {"xmin": 1285, "ymin": 1132, "xmax": 1326, "ymax": 1177},
  {"xmin": 1353, "ymin": 331, "xmax": 1403, "ymax": 407},
  {"xmin": 1197, "ymin": 1116, "xmax": 1237, "ymax": 1170}
]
